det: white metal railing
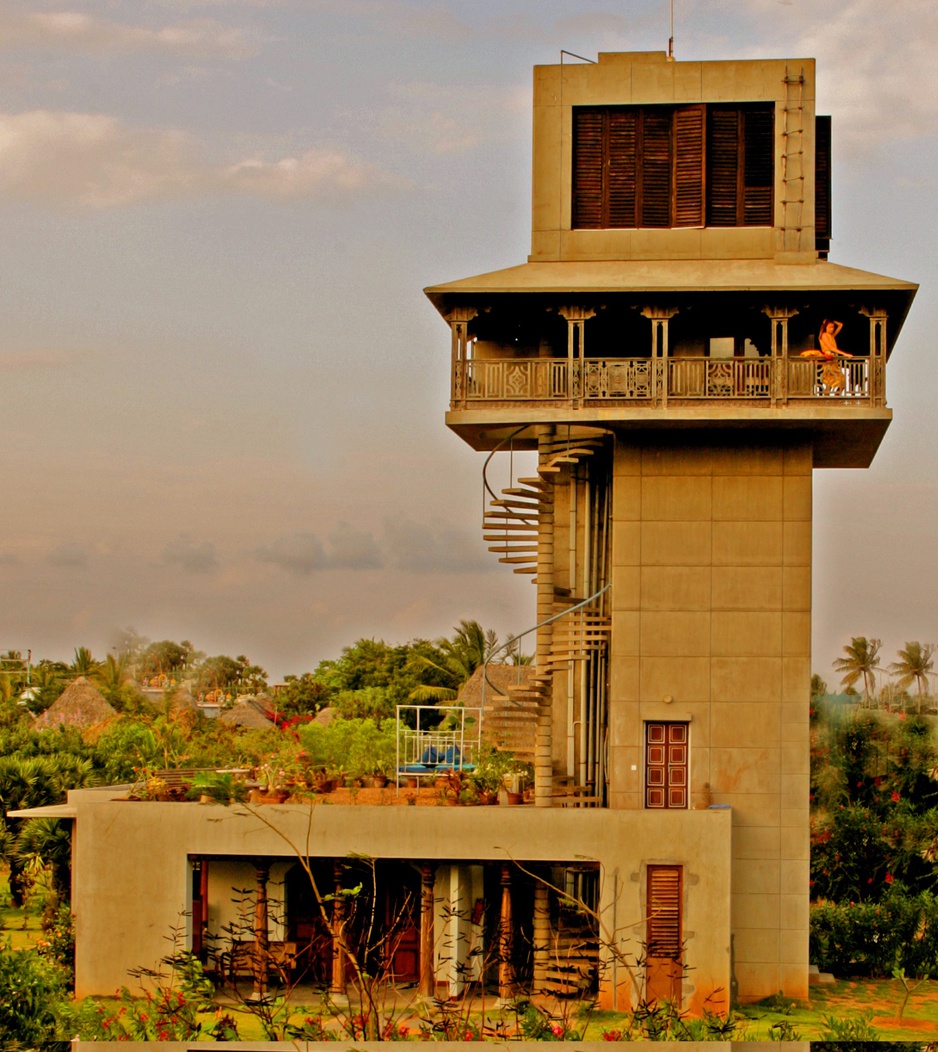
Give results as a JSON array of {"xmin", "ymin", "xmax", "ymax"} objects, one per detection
[
  {"xmin": 394, "ymin": 705, "xmax": 482, "ymax": 790},
  {"xmin": 455, "ymin": 355, "xmax": 878, "ymax": 406}
]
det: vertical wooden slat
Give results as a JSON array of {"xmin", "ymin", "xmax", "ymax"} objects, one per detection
[
  {"xmin": 815, "ymin": 115, "xmax": 832, "ymax": 252},
  {"xmin": 640, "ymin": 110, "xmax": 672, "ymax": 227},
  {"xmin": 742, "ymin": 105, "xmax": 774, "ymax": 225},
  {"xmin": 673, "ymin": 105, "xmax": 704, "ymax": 227}
]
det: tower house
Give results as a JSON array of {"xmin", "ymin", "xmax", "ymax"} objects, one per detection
[{"xmin": 426, "ymin": 51, "xmax": 917, "ymax": 1002}]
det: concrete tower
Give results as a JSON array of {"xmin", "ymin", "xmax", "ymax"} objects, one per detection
[{"xmin": 426, "ymin": 51, "xmax": 917, "ymax": 1003}]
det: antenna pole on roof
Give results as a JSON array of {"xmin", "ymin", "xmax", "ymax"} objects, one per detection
[{"xmin": 668, "ymin": 0, "xmax": 674, "ymax": 59}]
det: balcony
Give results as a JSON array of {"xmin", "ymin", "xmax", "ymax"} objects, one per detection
[{"xmin": 453, "ymin": 355, "xmax": 883, "ymax": 409}]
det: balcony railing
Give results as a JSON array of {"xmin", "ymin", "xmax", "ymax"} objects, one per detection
[{"xmin": 455, "ymin": 355, "xmax": 883, "ymax": 409}]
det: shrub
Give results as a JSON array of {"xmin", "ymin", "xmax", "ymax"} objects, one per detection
[
  {"xmin": 0, "ymin": 940, "xmax": 70, "ymax": 1047},
  {"xmin": 810, "ymin": 890, "xmax": 938, "ymax": 976}
]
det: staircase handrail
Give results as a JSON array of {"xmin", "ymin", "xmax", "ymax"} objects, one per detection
[
  {"xmin": 482, "ymin": 425, "xmax": 529, "ymax": 507},
  {"xmin": 481, "ymin": 581, "xmax": 612, "ymax": 710}
]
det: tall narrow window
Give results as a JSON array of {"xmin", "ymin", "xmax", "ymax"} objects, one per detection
[
  {"xmin": 646, "ymin": 864, "xmax": 683, "ymax": 1003},
  {"xmin": 645, "ymin": 722, "xmax": 688, "ymax": 808},
  {"xmin": 707, "ymin": 104, "xmax": 774, "ymax": 227}
]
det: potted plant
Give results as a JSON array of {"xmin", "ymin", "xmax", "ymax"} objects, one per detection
[
  {"xmin": 253, "ymin": 762, "xmax": 290, "ymax": 804},
  {"xmin": 186, "ymin": 771, "xmax": 249, "ymax": 806}
]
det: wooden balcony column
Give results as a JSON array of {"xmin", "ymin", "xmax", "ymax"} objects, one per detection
[
  {"xmin": 763, "ymin": 306, "xmax": 799, "ymax": 406},
  {"xmin": 418, "ymin": 863, "xmax": 436, "ymax": 997},
  {"xmin": 535, "ymin": 424, "xmax": 555, "ymax": 807},
  {"xmin": 860, "ymin": 307, "xmax": 888, "ymax": 407},
  {"xmin": 532, "ymin": 875, "xmax": 550, "ymax": 992},
  {"xmin": 558, "ymin": 306, "xmax": 596, "ymax": 407},
  {"xmin": 446, "ymin": 306, "xmax": 478, "ymax": 409},
  {"xmin": 330, "ymin": 861, "xmax": 348, "ymax": 995},
  {"xmin": 498, "ymin": 863, "xmax": 515, "ymax": 1000},
  {"xmin": 252, "ymin": 858, "xmax": 271, "ymax": 998},
  {"xmin": 640, "ymin": 307, "xmax": 679, "ymax": 408}
]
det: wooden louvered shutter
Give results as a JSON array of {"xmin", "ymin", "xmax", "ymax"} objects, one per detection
[
  {"xmin": 707, "ymin": 107, "xmax": 740, "ymax": 226},
  {"xmin": 572, "ymin": 109, "xmax": 604, "ymax": 228},
  {"xmin": 673, "ymin": 105, "xmax": 705, "ymax": 227},
  {"xmin": 646, "ymin": 864, "xmax": 683, "ymax": 1003},
  {"xmin": 647, "ymin": 866, "xmax": 682, "ymax": 959},
  {"xmin": 607, "ymin": 110, "xmax": 638, "ymax": 227},
  {"xmin": 742, "ymin": 105, "xmax": 774, "ymax": 225},
  {"xmin": 815, "ymin": 115, "xmax": 832, "ymax": 254},
  {"xmin": 640, "ymin": 110, "xmax": 672, "ymax": 227}
]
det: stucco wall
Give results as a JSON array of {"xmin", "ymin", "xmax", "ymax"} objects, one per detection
[{"xmin": 69, "ymin": 794, "xmax": 731, "ymax": 1008}]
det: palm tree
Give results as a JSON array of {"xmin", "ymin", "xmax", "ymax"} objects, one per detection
[
  {"xmin": 70, "ymin": 646, "xmax": 101, "ymax": 679},
  {"xmin": 408, "ymin": 620, "xmax": 498, "ymax": 702},
  {"xmin": 833, "ymin": 637, "xmax": 882, "ymax": 708},
  {"xmin": 888, "ymin": 641, "xmax": 935, "ymax": 714}
]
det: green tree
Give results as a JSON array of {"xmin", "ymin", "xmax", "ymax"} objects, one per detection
[
  {"xmin": 408, "ymin": 619, "xmax": 498, "ymax": 702},
  {"xmin": 70, "ymin": 646, "xmax": 101, "ymax": 680},
  {"xmin": 888, "ymin": 641, "xmax": 935, "ymax": 714},
  {"xmin": 833, "ymin": 637, "xmax": 882, "ymax": 708}
]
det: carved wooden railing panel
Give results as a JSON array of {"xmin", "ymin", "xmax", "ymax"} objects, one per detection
[{"xmin": 465, "ymin": 358, "xmax": 568, "ymax": 400}]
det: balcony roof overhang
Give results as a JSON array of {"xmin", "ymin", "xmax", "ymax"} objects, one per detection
[{"xmin": 426, "ymin": 258, "xmax": 918, "ymax": 340}]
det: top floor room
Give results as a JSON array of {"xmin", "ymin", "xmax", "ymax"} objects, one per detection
[{"xmin": 529, "ymin": 50, "xmax": 828, "ymax": 264}]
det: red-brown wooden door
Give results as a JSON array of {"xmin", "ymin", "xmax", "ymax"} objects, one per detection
[{"xmin": 644, "ymin": 722, "xmax": 688, "ymax": 809}]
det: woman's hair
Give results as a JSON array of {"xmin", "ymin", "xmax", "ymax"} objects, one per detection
[{"xmin": 820, "ymin": 318, "xmax": 834, "ymax": 333}]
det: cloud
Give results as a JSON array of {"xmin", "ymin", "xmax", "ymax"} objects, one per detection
[
  {"xmin": 255, "ymin": 526, "xmax": 384, "ymax": 575},
  {"xmin": 48, "ymin": 542, "xmax": 89, "ymax": 568},
  {"xmin": 0, "ymin": 109, "xmax": 408, "ymax": 210},
  {"xmin": 326, "ymin": 524, "xmax": 384, "ymax": 569},
  {"xmin": 255, "ymin": 532, "xmax": 328, "ymax": 575},
  {"xmin": 0, "ymin": 10, "xmax": 255, "ymax": 59},
  {"xmin": 0, "ymin": 349, "xmax": 78, "ymax": 372},
  {"xmin": 379, "ymin": 82, "xmax": 529, "ymax": 155},
  {"xmin": 383, "ymin": 517, "xmax": 495, "ymax": 574},
  {"xmin": 163, "ymin": 534, "xmax": 218, "ymax": 574}
]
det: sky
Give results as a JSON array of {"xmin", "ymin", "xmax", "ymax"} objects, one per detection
[{"xmin": 0, "ymin": 0, "xmax": 936, "ymax": 683}]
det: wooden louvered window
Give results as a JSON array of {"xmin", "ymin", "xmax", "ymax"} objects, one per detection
[
  {"xmin": 645, "ymin": 722, "xmax": 688, "ymax": 809},
  {"xmin": 647, "ymin": 865, "xmax": 682, "ymax": 958},
  {"xmin": 573, "ymin": 103, "xmax": 774, "ymax": 230},
  {"xmin": 706, "ymin": 104, "xmax": 774, "ymax": 227},
  {"xmin": 646, "ymin": 864, "xmax": 683, "ymax": 1003}
]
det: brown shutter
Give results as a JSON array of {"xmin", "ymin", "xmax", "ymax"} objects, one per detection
[
  {"xmin": 673, "ymin": 105, "xmax": 705, "ymax": 227},
  {"xmin": 607, "ymin": 109, "xmax": 638, "ymax": 227},
  {"xmin": 815, "ymin": 115, "xmax": 832, "ymax": 254},
  {"xmin": 640, "ymin": 110, "xmax": 672, "ymax": 227},
  {"xmin": 572, "ymin": 109, "xmax": 604, "ymax": 229},
  {"xmin": 706, "ymin": 107, "xmax": 740, "ymax": 226},
  {"xmin": 742, "ymin": 105, "xmax": 774, "ymax": 225},
  {"xmin": 647, "ymin": 865, "xmax": 682, "ymax": 959}
]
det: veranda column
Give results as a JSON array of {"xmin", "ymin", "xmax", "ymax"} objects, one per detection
[
  {"xmin": 330, "ymin": 861, "xmax": 348, "ymax": 995},
  {"xmin": 498, "ymin": 863, "xmax": 515, "ymax": 1000},
  {"xmin": 252, "ymin": 859, "xmax": 270, "ymax": 998},
  {"xmin": 418, "ymin": 863, "xmax": 436, "ymax": 997},
  {"xmin": 535, "ymin": 424, "xmax": 555, "ymax": 807},
  {"xmin": 763, "ymin": 306, "xmax": 799, "ymax": 405},
  {"xmin": 532, "ymin": 876, "xmax": 550, "ymax": 992}
]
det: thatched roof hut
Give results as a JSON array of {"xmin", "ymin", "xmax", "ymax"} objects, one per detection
[
  {"xmin": 218, "ymin": 698, "xmax": 276, "ymax": 730},
  {"xmin": 457, "ymin": 664, "xmax": 534, "ymax": 712},
  {"xmin": 34, "ymin": 676, "xmax": 116, "ymax": 730}
]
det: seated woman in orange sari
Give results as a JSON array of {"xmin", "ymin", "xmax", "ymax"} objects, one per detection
[{"xmin": 801, "ymin": 319, "xmax": 853, "ymax": 393}]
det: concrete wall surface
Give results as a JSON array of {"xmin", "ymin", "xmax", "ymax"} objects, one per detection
[{"xmin": 69, "ymin": 794, "xmax": 731, "ymax": 1006}]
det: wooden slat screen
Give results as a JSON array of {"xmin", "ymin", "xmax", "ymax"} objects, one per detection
[
  {"xmin": 742, "ymin": 106, "xmax": 774, "ymax": 226},
  {"xmin": 647, "ymin": 864, "xmax": 682, "ymax": 959},
  {"xmin": 707, "ymin": 107, "xmax": 740, "ymax": 226},
  {"xmin": 572, "ymin": 102, "xmax": 773, "ymax": 230},
  {"xmin": 572, "ymin": 110, "xmax": 605, "ymax": 228},
  {"xmin": 607, "ymin": 110, "xmax": 637, "ymax": 227},
  {"xmin": 673, "ymin": 105, "xmax": 705, "ymax": 227}
]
